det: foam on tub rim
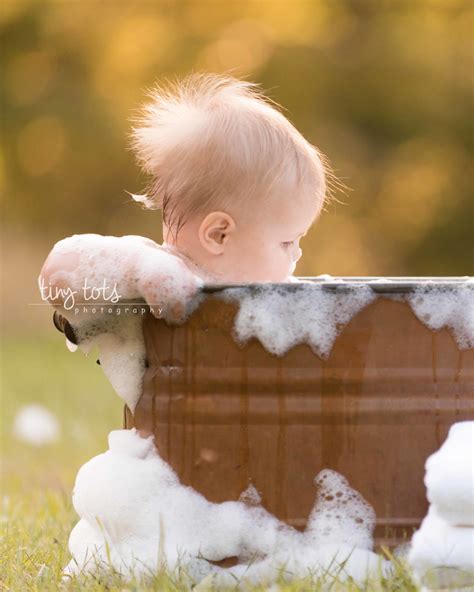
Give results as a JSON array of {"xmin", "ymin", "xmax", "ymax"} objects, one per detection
[{"xmin": 54, "ymin": 278, "xmax": 473, "ymax": 410}]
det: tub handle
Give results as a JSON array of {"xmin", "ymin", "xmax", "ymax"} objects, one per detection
[{"xmin": 52, "ymin": 310, "xmax": 79, "ymax": 345}]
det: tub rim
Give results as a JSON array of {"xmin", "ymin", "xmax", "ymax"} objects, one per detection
[
  {"xmin": 202, "ymin": 276, "xmax": 472, "ymax": 294},
  {"xmin": 51, "ymin": 276, "xmax": 472, "ymax": 344}
]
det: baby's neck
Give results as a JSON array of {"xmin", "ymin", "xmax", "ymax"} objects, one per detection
[{"xmin": 161, "ymin": 241, "xmax": 222, "ymax": 284}]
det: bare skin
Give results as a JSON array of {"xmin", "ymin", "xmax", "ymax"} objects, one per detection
[{"xmin": 163, "ymin": 192, "xmax": 322, "ymax": 284}]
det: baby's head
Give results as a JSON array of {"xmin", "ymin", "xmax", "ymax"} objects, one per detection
[{"xmin": 128, "ymin": 72, "xmax": 331, "ymax": 282}]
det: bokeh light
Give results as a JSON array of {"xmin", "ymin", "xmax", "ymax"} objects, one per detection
[
  {"xmin": 2, "ymin": 0, "xmax": 473, "ymax": 330},
  {"xmin": 16, "ymin": 115, "xmax": 66, "ymax": 177}
]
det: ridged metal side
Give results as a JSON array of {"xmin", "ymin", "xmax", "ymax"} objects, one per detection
[{"xmin": 126, "ymin": 288, "xmax": 474, "ymax": 548}]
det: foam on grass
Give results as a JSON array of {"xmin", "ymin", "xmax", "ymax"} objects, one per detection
[
  {"xmin": 409, "ymin": 421, "xmax": 474, "ymax": 590},
  {"xmin": 64, "ymin": 429, "xmax": 389, "ymax": 587}
]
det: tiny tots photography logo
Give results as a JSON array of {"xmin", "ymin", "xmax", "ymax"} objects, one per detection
[
  {"xmin": 37, "ymin": 276, "xmax": 164, "ymax": 317},
  {"xmin": 38, "ymin": 276, "xmax": 121, "ymax": 310}
]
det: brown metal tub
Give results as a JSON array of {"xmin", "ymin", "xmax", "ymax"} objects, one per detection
[{"xmin": 118, "ymin": 278, "xmax": 474, "ymax": 548}]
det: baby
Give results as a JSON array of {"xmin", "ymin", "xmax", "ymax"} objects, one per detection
[{"xmin": 39, "ymin": 72, "xmax": 331, "ymax": 322}]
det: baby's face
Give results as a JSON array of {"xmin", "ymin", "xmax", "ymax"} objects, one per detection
[{"xmin": 164, "ymin": 193, "xmax": 321, "ymax": 283}]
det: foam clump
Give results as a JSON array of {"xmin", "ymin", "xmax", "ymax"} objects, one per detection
[
  {"xmin": 12, "ymin": 404, "xmax": 60, "ymax": 445},
  {"xmin": 224, "ymin": 543, "xmax": 388, "ymax": 589},
  {"xmin": 224, "ymin": 469, "xmax": 383, "ymax": 587},
  {"xmin": 407, "ymin": 282, "xmax": 474, "ymax": 349},
  {"xmin": 39, "ymin": 234, "xmax": 206, "ymax": 411},
  {"xmin": 66, "ymin": 428, "xmax": 284, "ymax": 580},
  {"xmin": 409, "ymin": 421, "xmax": 474, "ymax": 590},
  {"xmin": 41, "ymin": 234, "xmax": 205, "ymax": 325},
  {"xmin": 65, "ymin": 429, "xmax": 388, "ymax": 587},
  {"xmin": 218, "ymin": 283, "xmax": 376, "ymax": 358},
  {"xmin": 306, "ymin": 469, "xmax": 376, "ymax": 550},
  {"xmin": 238, "ymin": 483, "xmax": 262, "ymax": 506},
  {"xmin": 74, "ymin": 313, "xmax": 147, "ymax": 412},
  {"xmin": 425, "ymin": 421, "xmax": 474, "ymax": 526}
]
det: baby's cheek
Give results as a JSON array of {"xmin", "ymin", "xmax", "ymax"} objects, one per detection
[
  {"xmin": 267, "ymin": 248, "xmax": 284, "ymax": 275},
  {"xmin": 269, "ymin": 251, "xmax": 291, "ymax": 282}
]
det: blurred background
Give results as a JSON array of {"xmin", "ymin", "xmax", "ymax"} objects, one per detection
[
  {"xmin": 0, "ymin": 3, "xmax": 472, "ymax": 581},
  {"xmin": 2, "ymin": 0, "xmax": 473, "ymax": 333}
]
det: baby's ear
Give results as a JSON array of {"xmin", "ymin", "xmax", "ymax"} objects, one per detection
[{"xmin": 199, "ymin": 211, "xmax": 235, "ymax": 255}]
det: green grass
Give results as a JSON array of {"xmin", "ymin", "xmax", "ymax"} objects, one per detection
[{"xmin": 0, "ymin": 334, "xmax": 420, "ymax": 591}]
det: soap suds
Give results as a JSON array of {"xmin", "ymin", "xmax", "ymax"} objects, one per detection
[
  {"xmin": 407, "ymin": 282, "xmax": 474, "ymax": 350},
  {"xmin": 12, "ymin": 404, "xmax": 60, "ymax": 445},
  {"xmin": 65, "ymin": 429, "xmax": 388, "ymax": 587},
  {"xmin": 238, "ymin": 483, "xmax": 262, "ymax": 506},
  {"xmin": 218, "ymin": 283, "xmax": 377, "ymax": 358},
  {"xmin": 306, "ymin": 469, "xmax": 375, "ymax": 550},
  {"xmin": 39, "ymin": 234, "xmax": 206, "ymax": 411},
  {"xmin": 75, "ymin": 313, "xmax": 147, "ymax": 412},
  {"xmin": 409, "ymin": 421, "xmax": 474, "ymax": 590},
  {"xmin": 41, "ymin": 234, "xmax": 204, "ymax": 325},
  {"xmin": 51, "ymin": 309, "xmax": 148, "ymax": 412},
  {"xmin": 424, "ymin": 421, "xmax": 474, "ymax": 527}
]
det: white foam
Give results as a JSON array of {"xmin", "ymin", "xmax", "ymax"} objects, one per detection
[
  {"xmin": 306, "ymin": 469, "xmax": 376, "ymax": 550},
  {"xmin": 409, "ymin": 421, "xmax": 474, "ymax": 590},
  {"xmin": 407, "ymin": 282, "xmax": 474, "ymax": 350},
  {"xmin": 39, "ymin": 234, "xmax": 205, "ymax": 411},
  {"xmin": 424, "ymin": 422, "xmax": 474, "ymax": 526},
  {"xmin": 42, "ymin": 234, "xmax": 205, "ymax": 324},
  {"xmin": 12, "ymin": 404, "xmax": 60, "ymax": 445},
  {"xmin": 56, "ymin": 312, "xmax": 147, "ymax": 412},
  {"xmin": 224, "ymin": 542, "xmax": 388, "ymax": 588},
  {"xmin": 65, "ymin": 429, "xmax": 388, "ymax": 586},
  {"xmin": 409, "ymin": 506, "xmax": 474, "ymax": 589},
  {"xmin": 238, "ymin": 483, "xmax": 262, "ymax": 506},
  {"xmin": 218, "ymin": 283, "xmax": 377, "ymax": 358},
  {"xmin": 62, "ymin": 310, "xmax": 153, "ymax": 412}
]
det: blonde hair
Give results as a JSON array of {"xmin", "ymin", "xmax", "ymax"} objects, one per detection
[{"xmin": 128, "ymin": 71, "xmax": 332, "ymax": 241}]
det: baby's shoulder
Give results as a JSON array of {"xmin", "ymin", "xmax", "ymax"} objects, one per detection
[{"xmin": 53, "ymin": 233, "xmax": 161, "ymax": 252}]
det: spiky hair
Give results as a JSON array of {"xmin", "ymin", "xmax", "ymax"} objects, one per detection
[{"xmin": 127, "ymin": 71, "xmax": 330, "ymax": 240}]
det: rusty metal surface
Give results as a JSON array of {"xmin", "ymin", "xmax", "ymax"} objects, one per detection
[{"xmin": 123, "ymin": 288, "xmax": 474, "ymax": 548}]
